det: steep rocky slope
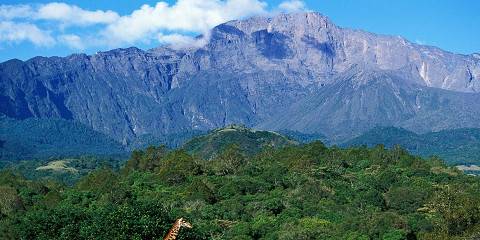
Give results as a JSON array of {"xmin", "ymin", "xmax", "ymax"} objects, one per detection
[{"xmin": 1, "ymin": 12, "xmax": 479, "ymax": 143}]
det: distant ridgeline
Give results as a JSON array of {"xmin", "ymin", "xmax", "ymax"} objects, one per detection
[
  {"xmin": 2, "ymin": 125, "xmax": 479, "ymax": 186},
  {"xmin": 3, "ymin": 116, "xmax": 480, "ymax": 169},
  {"xmin": 0, "ymin": 115, "xmax": 204, "ymax": 162},
  {"xmin": 0, "ymin": 115, "xmax": 127, "ymax": 161},
  {"xmin": 343, "ymin": 127, "xmax": 480, "ymax": 166}
]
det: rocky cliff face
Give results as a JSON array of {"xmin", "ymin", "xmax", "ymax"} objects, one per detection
[{"xmin": 1, "ymin": 12, "xmax": 479, "ymax": 143}]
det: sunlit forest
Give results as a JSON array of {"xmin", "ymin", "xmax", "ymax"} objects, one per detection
[{"xmin": 1, "ymin": 134, "xmax": 479, "ymax": 239}]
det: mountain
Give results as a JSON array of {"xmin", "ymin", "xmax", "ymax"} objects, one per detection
[
  {"xmin": 182, "ymin": 125, "xmax": 297, "ymax": 159},
  {"xmin": 259, "ymin": 67, "xmax": 480, "ymax": 141},
  {"xmin": 344, "ymin": 127, "xmax": 480, "ymax": 165},
  {"xmin": 277, "ymin": 129, "xmax": 329, "ymax": 144},
  {"xmin": 1, "ymin": 12, "xmax": 480, "ymax": 146}
]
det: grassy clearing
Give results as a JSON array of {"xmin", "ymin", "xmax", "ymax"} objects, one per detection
[{"xmin": 35, "ymin": 160, "xmax": 78, "ymax": 173}]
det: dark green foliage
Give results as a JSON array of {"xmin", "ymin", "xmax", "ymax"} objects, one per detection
[
  {"xmin": 208, "ymin": 144, "xmax": 246, "ymax": 176},
  {"xmin": 1, "ymin": 134, "xmax": 480, "ymax": 239},
  {"xmin": 0, "ymin": 116, "xmax": 203, "ymax": 162},
  {"xmin": 0, "ymin": 116, "xmax": 127, "ymax": 161},
  {"xmin": 122, "ymin": 146, "xmax": 168, "ymax": 174},
  {"xmin": 183, "ymin": 124, "xmax": 298, "ymax": 160},
  {"xmin": 3, "ymin": 156, "xmax": 124, "ymax": 186},
  {"xmin": 157, "ymin": 150, "xmax": 202, "ymax": 184},
  {"xmin": 344, "ymin": 126, "xmax": 480, "ymax": 165}
]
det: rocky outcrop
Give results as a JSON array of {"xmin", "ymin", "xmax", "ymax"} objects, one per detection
[{"xmin": 1, "ymin": 12, "xmax": 479, "ymax": 143}]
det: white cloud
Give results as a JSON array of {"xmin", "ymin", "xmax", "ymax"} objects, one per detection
[
  {"xmin": 0, "ymin": 0, "xmax": 310, "ymax": 50},
  {"xmin": 102, "ymin": 0, "xmax": 268, "ymax": 46},
  {"xmin": 278, "ymin": 0, "xmax": 307, "ymax": 13},
  {"xmin": 37, "ymin": 2, "xmax": 120, "ymax": 26},
  {"xmin": 157, "ymin": 33, "xmax": 209, "ymax": 49},
  {"xmin": 58, "ymin": 34, "xmax": 84, "ymax": 49},
  {"xmin": 415, "ymin": 39, "xmax": 426, "ymax": 45},
  {"xmin": 0, "ymin": 21, "xmax": 55, "ymax": 46},
  {"xmin": 0, "ymin": 4, "xmax": 33, "ymax": 20},
  {"xmin": 0, "ymin": 2, "xmax": 119, "ymax": 26}
]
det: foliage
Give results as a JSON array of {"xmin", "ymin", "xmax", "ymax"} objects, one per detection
[
  {"xmin": 183, "ymin": 124, "xmax": 297, "ymax": 160},
  {"xmin": 0, "ymin": 116, "xmax": 127, "ymax": 161},
  {"xmin": 0, "ymin": 116, "xmax": 204, "ymax": 162},
  {"xmin": 1, "ymin": 135, "xmax": 480, "ymax": 239},
  {"xmin": 343, "ymin": 126, "xmax": 480, "ymax": 165},
  {"xmin": 2, "ymin": 156, "xmax": 123, "ymax": 186}
]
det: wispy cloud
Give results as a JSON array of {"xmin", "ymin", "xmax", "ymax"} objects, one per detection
[
  {"xmin": 0, "ymin": 21, "xmax": 55, "ymax": 46},
  {"xmin": 415, "ymin": 39, "xmax": 426, "ymax": 45},
  {"xmin": 58, "ymin": 34, "xmax": 84, "ymax": 49},
  {"xmin": 157, "ymin": 33, "xmax": 208, "ymax": 50},
  {"xmin": 278, "ymin": 0, "xmax": 308, "ymax": 13},
  {"xmin": 37, "ymin": 2, "xmax": 120, "ymax": 26},
  {"xmin": 0, "ymin": 4, "xmax": 34, "ymax": 20},
  {"xmin": 0, "ymin": 3, "xmax": 119, "ymax": 26},
  {"xmin": 101, "ymin": 0, "xmax": 268, "ymax": 47},
  {"xmin": 0, "ymin": 0, "xmax": 307, "ymax": 50}
]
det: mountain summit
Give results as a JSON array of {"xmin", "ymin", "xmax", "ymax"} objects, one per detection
[{"xmin": 1, "ymin": 12, "xmax": 480, "ymax": 143}]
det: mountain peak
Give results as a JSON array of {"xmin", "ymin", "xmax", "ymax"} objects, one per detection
[
  {"xmin": 218, "ymin": 11, "xmax": 333, "ymax": 35},
  {"xmin": 2, "ymin": 10, "xmax": 480, "ymax": 147}
]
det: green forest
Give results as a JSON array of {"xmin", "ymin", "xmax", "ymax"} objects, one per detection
[
  {"xmin": 344, "ymin": 127, "xmax": 480, "ymax": 165},
  {"xmin": 1, "ymin": 127, "xmax": 480, "ymax": 240}
]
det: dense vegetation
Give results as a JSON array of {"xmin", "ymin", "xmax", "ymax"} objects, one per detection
[
  {"xmin": 0, "ymin": 115, "xmax": 207, "ymax": 162},
  {"xmin": 0, "ymin": 116, "xmax": 127, "ymax": 161},
  {"xmin": 183, "ymin": 125, "xmax": 297, "ymax": 160},
  {"xmin": 1, "ymin": 136, "xmax": 480, "ymax": 239},
  {"xmin": 1, "ymin": 156, "xmax": 123, "ymax": 186},
  {"xmin": 344, "ymin": 127, "xmax": 480, "ymax": 165},
  {"xmin": 4, "ymin": 113, "xmax": 480, "ymax": 169}
]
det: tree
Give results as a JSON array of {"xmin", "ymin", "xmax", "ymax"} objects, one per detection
[
  {"xmin": 0, "ymin": 185, "xmax": 24, "ymax": 216},
  {"xmin": 210, "ymin": 144, "xmax": 246, "ymax": 176},
  {"xmin": 157, "ymin": 150, "xmax": 201, "ymax": 184}
]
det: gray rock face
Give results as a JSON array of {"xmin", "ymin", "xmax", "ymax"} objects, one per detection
[
  {"xmin": 258, "ymin": 66, "xmax": 480, "ymax": 141},
  {"xmin": 1, "ymin": 12, "xmax": 480, "ymax": 143}
]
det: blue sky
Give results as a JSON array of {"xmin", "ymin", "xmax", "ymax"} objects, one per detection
[{"xmin": 0, "ymin": 0, "xmax": 478, "ymax": 62}]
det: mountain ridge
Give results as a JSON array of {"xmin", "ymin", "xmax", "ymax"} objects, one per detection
[{"xmin": 1, "ymin": 11, "xmax": 479, "ymax": 145}]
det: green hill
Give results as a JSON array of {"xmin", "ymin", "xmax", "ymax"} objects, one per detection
[
  {"xmin": 182, "ymin": 125, "xmax": 298, "ymax": 160},
  {"xmin": 343, "ymin": 127, "xmax": 480, "ymax": 165},
  {"xmin": 0, "ymin": 116, "xmax": 128, "ymax": 161}
]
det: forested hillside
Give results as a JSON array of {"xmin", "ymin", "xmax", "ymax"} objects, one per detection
[
  {"xmin": 0, "ymin": 115, "xmax": 204, "ymax": 161},
  {"xmin": 183, "ymin": 125, "xmax": 298, "ymax": 160},
  {"xmin": 344, "ymin": 127, "xmax": 480, "ymax": 165},
  {"xmin": 0, "ymin": 116, "xmax": 127, "ymax": 161},
  {"xmin": 1, "ymin": 139, "xmax": 479, "ymax": 239}
]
